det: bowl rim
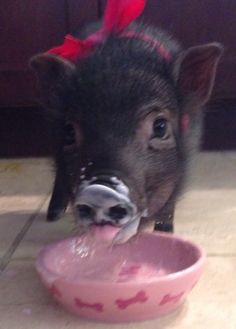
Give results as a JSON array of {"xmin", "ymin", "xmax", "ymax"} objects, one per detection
[{"xmin": 36, "ymin": 231, "xmax": 206, "ymax": 286}]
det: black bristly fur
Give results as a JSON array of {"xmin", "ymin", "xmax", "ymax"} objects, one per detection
[{"xmin": 33, "ymin": 22, "xmax": 222, "ymax": 231}]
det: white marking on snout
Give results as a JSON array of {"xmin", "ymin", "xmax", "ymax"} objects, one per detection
[
  {"xmin": 77, "ymin": 184, "xmax": 130, "ymax": 208},
  {"xmin": 111, "ymin": 177, "xmax": 130, "ymax": 196},
  {"xmin": 75, "ymin": 176, "xmax": 141, "ymax": 231}
]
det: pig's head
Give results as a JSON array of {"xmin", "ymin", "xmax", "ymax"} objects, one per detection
[{"xmin": 31, "ymin": 26, "xmax": 222, "ymax": 243}]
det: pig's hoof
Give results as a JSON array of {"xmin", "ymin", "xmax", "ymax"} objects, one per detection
[
  {"xmin": 46, "ymin": 206, "xmax": 66, "ymax": 222},
  {"xmin": 154, "ymin": 222, "xmax": 174, "ymax": 232}
]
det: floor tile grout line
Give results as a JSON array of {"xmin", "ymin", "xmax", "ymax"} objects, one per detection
[
  {"xmin": 0, "ymin": 195, "xmax": 49, "ymax": 274},
  {"xmin": 207, "ymin": 253, "xmax": 236, "ymax": 257}
]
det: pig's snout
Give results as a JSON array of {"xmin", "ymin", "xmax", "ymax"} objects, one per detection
[{"xmin": 75, "ymin": 176, "xmax": 137, "ymax": 226}]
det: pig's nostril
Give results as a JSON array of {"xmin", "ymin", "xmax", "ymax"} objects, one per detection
[
  {"xmin": 76, "ymin": 204, "xmax": 94, "ymax": 219},
  {"xmin": 108, "ymin": 205, "xmax": 128, "ymax": 220}
]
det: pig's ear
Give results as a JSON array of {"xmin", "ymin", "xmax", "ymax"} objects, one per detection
[
  {"xmin": 30, "ymin": 54, "xmax": 76, "ymax": 111},
  {"xmin": 174, "ymin": 43, "xmax": 223, "ymax": 109}
]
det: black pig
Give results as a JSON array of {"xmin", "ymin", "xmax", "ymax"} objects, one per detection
[{"xmin": 31, "ymin": 2, "xmax": 222, "ymax": 243}]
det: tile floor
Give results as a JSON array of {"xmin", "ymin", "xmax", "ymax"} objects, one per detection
[{"xmin": 0, "ymin": 153, "xmax": 235, "ymax": 329}]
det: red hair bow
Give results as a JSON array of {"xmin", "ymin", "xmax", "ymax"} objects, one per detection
[
  {"xmin": 103, "ymin": 0, "xmax": 146, "ymax": 33},
  {"xmin": 48, "ymin": 0, "xmax": 170, "ymax": 62}
]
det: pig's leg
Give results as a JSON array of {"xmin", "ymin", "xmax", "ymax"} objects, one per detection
[
  {"xmin": 47, "ymin": 157, "xmax": 70, "ymax": 221},
  {"xmin": 154, "ymin": 199, "xmax": 175, "ymax": 233},
  {"xmin": 47, "ymin": 120, "xmax": 78, "ymax": 222}
]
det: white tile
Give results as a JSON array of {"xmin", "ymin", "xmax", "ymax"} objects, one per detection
[
  {"xmin": 0, "ymin": 207, "xmax": 44, "ymax": 259},
  {"xmin": 175, "ymin": 152, "xmax": 236, "ymax": 255},
  {"xmin": 13, "ymin": 206, "xmax": 74, "ymax": 260},
  {"xmin": 0, "ymin": 159, "xmax": 53, "ymax": 198},
  {"xmin": 0, "ymin": 260, "xmax": 51, "ymax": 306},
  {"xmin": 0, "ymin": 159, "xmax": 52, "ymax": 259}
]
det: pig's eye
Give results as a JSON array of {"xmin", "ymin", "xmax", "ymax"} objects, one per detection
[
  {"xmin": 137, "ymin": 111, "xmax": 175, "ymax": 150},
  {"xmin": 152, "ymin": 118, "xmax": 169, "ymax": 139}
]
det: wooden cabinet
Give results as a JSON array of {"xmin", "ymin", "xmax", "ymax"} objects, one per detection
[
  {"xmin": 101, "ymin": 0, "xmax": 236, "ymax": 99},
  {"xmin": 0, "ymin": 0, "xmax": 99, "ymax": 108},
  {"xmin": 140, "ymin": 0, "xmax": 236, "ymax": 149},
  {"xmin": 0, "ymin": 0, "xmax": 99, "ymax": 157},
  {"xmin": 142, "ymin": 0, "xmax": 236, "ymax": 100},
  {"xmin": 100, "ymin": 0, "xmax": 236, "ymax": 150},
  {"xmin": 1, "ymin": 0, "xmax": 236, "ymax": 155},
  {"xmin": 67, "ymin": 0, "xmax": 99, "ymax": 35},
  {"xmin": 1, "ymin": 0, "xmax": 236, "ymax": 105},
  {"xmin": 0, "ymin": 0, "xmax": 66, "ymax": 107}
]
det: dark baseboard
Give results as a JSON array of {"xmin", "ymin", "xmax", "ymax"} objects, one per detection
[
  {"xmin": 0, "ymin": 107, "xmax": 53, "ymax": 158},
  {"xmin": 0, "ymin": 99, "xmax": 236, "ymax": 157},
  {"xmin": 202, "ymin": 98, "xmax": 236, "ymax": 150}
]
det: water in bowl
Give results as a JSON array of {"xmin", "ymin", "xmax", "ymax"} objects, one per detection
[{"xmin": 61, "ymin": 231, "xmax": 168, "ymax": 283}]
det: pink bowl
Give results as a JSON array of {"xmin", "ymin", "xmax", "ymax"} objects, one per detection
[{"xmin": 36, "ymin": 232, "xmax": 205, "ymax": 322}]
